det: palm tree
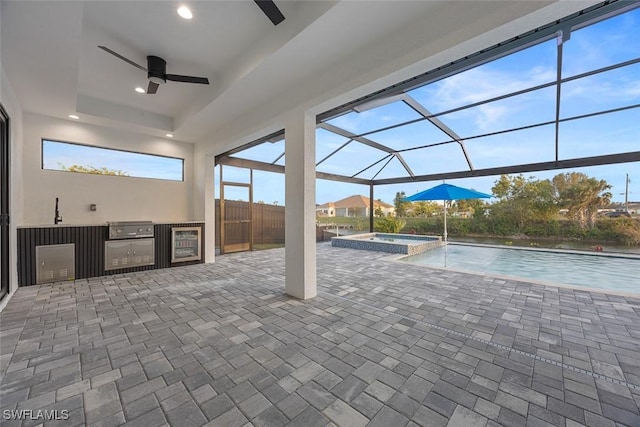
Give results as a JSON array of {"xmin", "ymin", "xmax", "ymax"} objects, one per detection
[{"xmin": 553, "ymin": 173, "xmax": 612, "ymax": 229}]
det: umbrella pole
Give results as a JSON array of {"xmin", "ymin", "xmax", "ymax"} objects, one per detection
[
  {"xmin": 443, "ymin": 201, "xmax": 448, "ymax": 267},
  {"xmin": 443, "ymin": 201, "xmax": 447, "ymax": 245}
]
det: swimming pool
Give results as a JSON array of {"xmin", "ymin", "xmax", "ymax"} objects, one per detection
[{"xmin": 401, "ymin": 243, "xmax": 640, "ymax": 294}]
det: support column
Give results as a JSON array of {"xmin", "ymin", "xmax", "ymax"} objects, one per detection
[
  {"xmin": 204, "ymin": 154, "xmax": 216, "ymax": 263},
  {"xmin": 285, "ymin": 111, "xmax": 317, "ymax": 299},
  {"xmin": 193, "ymin": 149, "xmax": 216, "ymax": 263}
]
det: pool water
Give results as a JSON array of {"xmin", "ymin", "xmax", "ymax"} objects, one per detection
[{"xmin": 402, "ymin": 244, "xmax": 640, "ymax": 294}]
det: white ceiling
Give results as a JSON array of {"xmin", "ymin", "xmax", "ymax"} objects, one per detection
[
  {"xmin": 1, "ymin": 0, "xmax": 598, "ymax": 146},
  {"xmin": 1, "ymin": 1, "xmax": 336, "ymax": 137}
]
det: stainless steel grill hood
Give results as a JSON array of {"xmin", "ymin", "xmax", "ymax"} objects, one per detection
[{"xmin": 107, "ymin": 221, "xmax": 154, "ymax": 239}]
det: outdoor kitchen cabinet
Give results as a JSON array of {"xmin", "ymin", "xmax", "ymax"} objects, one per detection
[
  {"xmin": 17, "ymin": 222, "xmax": 204, "ymax": 286},
  {"xmin": 171, "ymin": 227, "xmax": 201, "ymax": 263},
  {"xmin": 105, "ymin": 238, "xmax": 154, "ymax": 271}
]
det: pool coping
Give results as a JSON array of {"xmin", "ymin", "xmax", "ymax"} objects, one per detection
[
  {"xmin": 331, "ymin": 232, "xmax": 443, "ymax": 255},
  {"xmin": 385, "ymin": 242, "xmax": 640, "ymax": 299}
]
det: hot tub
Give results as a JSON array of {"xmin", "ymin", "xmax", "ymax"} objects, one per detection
[{"xmin": 331, "ymin": 233, "xmax": 443, "ymax": 255}]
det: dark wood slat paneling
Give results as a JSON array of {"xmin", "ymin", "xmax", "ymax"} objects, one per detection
[{"xmin": 17, "ymin": 223, "xmax": 204, "ymax": 286}]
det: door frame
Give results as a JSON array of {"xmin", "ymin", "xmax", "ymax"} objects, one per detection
[
  {"xmin": 0, "ymin": 104, "xmax": 10, "ymax": 301},
  {"xmin": 219, "ymin": 165, "xmax": 253, "ymax": 254}
]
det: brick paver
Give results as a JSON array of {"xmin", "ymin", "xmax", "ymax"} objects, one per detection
[{"xmin": 1, "ymin": 243, "xmax": 639, "ymax": 426}]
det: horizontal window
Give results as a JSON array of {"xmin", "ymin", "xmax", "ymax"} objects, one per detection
[{"xmin": 42, "ymin": 140, "xmax": 184, "ymax": 181}]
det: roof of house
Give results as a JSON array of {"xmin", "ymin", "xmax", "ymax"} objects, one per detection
[
  {"xmin": 610, "ymin": 202, "xmax": 640, "ymax": 209},
  {"xmin": 317, "ymin": 195, "xmax": 393, "ymax": 209}
]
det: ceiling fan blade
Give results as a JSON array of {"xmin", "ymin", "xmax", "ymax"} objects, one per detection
[
  {"xmin": 166, "ymin": 74, "xmax": 209, "ymax": 84},
  {"xmin": 147, "ymin": 81, "xmax": 159, "ymax": 94},
  {"xmin": 98, "ymin": 46, "xmax": 147, "ymax": 71},
  {"xmin": 254, "ymin": 0, "xmax": 285, "ymax": 26}
]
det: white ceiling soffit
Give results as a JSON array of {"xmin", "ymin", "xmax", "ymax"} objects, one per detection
[
  {"xmin": 1, "ymin": 1, "xmax": 83, "ymax": 117},
  {"xmin": 0, "ymin": 0, "xmax": 337, "ymax": 137}
]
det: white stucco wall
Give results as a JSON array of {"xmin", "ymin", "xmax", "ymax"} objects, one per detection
[
  {"xmin": 1, "ymin": 68, "xmax": 24, "ymax": 309},
  {"xmin": 21, "ymin": 113, "xmax": 194, "ymax": 225}
]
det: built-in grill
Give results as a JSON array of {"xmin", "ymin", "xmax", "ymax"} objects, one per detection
[
  {"xmin": 107, "ymin": 221, "xmax": 154, "ymax": 239},
  {"xmin": 105, "ymin": 221, "xmax": 155, "ymax": 271}
]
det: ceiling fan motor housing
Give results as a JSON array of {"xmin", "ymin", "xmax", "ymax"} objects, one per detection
[{"xmin": 147, "ymin": 56, "xmax": 167, "ymax": 84}]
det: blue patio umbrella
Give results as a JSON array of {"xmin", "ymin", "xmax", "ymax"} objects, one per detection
[{"xmin": 403, "ymin": 183, "xmax": 491, "ymax": 244}]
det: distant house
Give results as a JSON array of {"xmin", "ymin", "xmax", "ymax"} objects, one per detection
[
  {"xmin": 316, "ymin": 195, "xmax": 394, "ymax": 217},
  {"xmin": 606, "ymin": 202, "xmax": 640, "ymax": 215}
]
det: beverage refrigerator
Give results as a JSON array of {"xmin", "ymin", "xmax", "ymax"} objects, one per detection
[{"xmin": 171, "ymin": 227, "xmax": 202, "ymax": 263}]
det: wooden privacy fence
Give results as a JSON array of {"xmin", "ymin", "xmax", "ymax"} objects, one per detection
[
  {"xmin": 215, "ymin": 200, "xmax": 285, "ymax": 249},
  {"xmin": 215, "ymin": 200, "xmax": 332, "ymax": 250}
]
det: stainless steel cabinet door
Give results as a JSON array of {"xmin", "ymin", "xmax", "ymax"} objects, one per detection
[
  {"xmin": 105, "ymin": 240, "xmax": 132, "ymax": 270},
  {"xmin": 131, "ymin": 238, "xmax": 154, "ymax": 266},
  {"xmin": 106, "ymin": 238, "xmax": 155, "ymax": 271}
]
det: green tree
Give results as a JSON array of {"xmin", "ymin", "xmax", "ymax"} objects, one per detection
[
  {"xmin": 411, "ymin": 201, "xmax": 441, "ymax": 217},
  {"xmin": 456, "ymin": 198, "xmax": 487, "ymax": 219},
  {"xmin": 553, "ymin": 172, "xmax": 612, "ymax": 229},
  {"xmin": 373, "ymin": 199, "xmax": 386, "ymax": 217},
  {"xmin": 491, "ymin": 174, "xmax": 557, "ymax": 229},
  {"xmin": 374, "ymin": 216, "xmax": 406, "ymax": 233},
  {"xmin": 394, "ymin": 191, "xmax": 411, "ymax": 217},
  {"xmin": 58, "ymin": 162, "xmax": 128, "ymax": 176}
]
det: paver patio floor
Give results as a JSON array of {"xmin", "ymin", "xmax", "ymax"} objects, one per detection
[{"xmin": 1, "ymin": 243, "xmax": 640, "ymax": 426}]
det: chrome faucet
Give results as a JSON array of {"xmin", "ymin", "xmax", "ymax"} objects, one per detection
[{"xmin": 54, "ymin": 197, "xmax": 62, "ymax": 224}]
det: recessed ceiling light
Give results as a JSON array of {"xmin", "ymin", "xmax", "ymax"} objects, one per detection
[
  {"xmin": 166, "ymin": 133, "xmax": 174, "ymax": 138},
  {"xmin": 135, "ymin": 87, "xmax": 146, "ymax": 93},
  {"xmin": 68, "ymin": 114, "xmax": 79, "ymax": 120},
  {"xmin": 177, "ymin": 5, "xmax": 193, "ymax": 20}
]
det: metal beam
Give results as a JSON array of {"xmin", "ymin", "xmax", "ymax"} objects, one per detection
[
  {"xmin": 317, "ymin": 172, "xmax": 370, "ymax": 185},
  {"xmin": 369, "ymin": 183, "xmax": 374, "ymax": 232},
  {"xmin": 395, "ymin": 103, "xmax": 640, "ymax": 155},
  {"xmin": 219, "ymin": 150, "xmax": 640, "ymax": 189},
  {"xmin": 554, "ymin": 27, "xmax": 570, "ymax": 162},
  {"xmin": 394, "ymin": 153, "xmax": 415, "ymax": 178},
  {"xmin": 318, "ymin": 122, "xmax": 394, "ymax": 154},
  {"xmin": 319, "ymin": 122, "xmax": 414, "ymax": 178},
  {"xmin": 403, "ymin": 94, "xmax": 474, "ymax": 171},
  {"xmin": 215, "ymin": 130, "xmax": 284, "ymax": 162},
  {"xmin": 372, "ymin": 151, "xmax": 640, "ymax": 185},
  {"xmin": 370, "ymin": 155, "xmax": 395, "ymax": 180},
  {"xmin": 272, "ymin": 151, "xmax": 285, "ymax": 165},
  {"xmin": 352, "ymin": 154, "xmax": 393, "ymax": 178},
  {"xmin": 217, "ymin": 156, "xmax": 371, "ymax": 185},
  {"xmin": 316, "ymin": 139, "xmax": 353, "ymax": 166},
  {"xmin": 353, "ymin": 94, "xmax": 406, "ymax": 113},
  {"xmin": 218, "ymin": 156, "xmax": 285, "ymax": 174}
]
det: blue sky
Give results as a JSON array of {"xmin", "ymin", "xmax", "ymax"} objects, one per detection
[
  {"xmin": 223, "ymin": 5, "xmax": 639, "ymax": 207},
  {"xmin": 43, "ymin": 140, "xmax": 183, "ymax": 181}
]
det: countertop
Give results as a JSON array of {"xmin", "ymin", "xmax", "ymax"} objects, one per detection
[{"xmin": 17, "ymin": 221, "xmax": 204, "ymax": 229}]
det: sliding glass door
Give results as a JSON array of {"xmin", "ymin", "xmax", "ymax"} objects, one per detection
[{"xmin": 0, "ymin": 105, "xmax": 9, "ymax": 300}]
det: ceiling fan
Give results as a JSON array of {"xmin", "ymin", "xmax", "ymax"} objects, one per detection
[
  {"xmin": 98, "ymin": 45, "xmax": 209, "ymax": 94},
  {"xmin": 254, "ymin": 0, "xmax": 285, "ymax": 26}
]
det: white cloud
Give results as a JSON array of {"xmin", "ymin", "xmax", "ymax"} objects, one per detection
[
  {"xmin": 411, "ymin": 64, "xmax": 556, "ymax": 133},
  {"xmin": 427, "ymin": 65, "xmax": 554, "ymax": 109}
]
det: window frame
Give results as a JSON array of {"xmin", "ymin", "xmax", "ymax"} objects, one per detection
[{"xmin": 41, "ymin": 138, "xmax": 185, "ymax": 182}]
